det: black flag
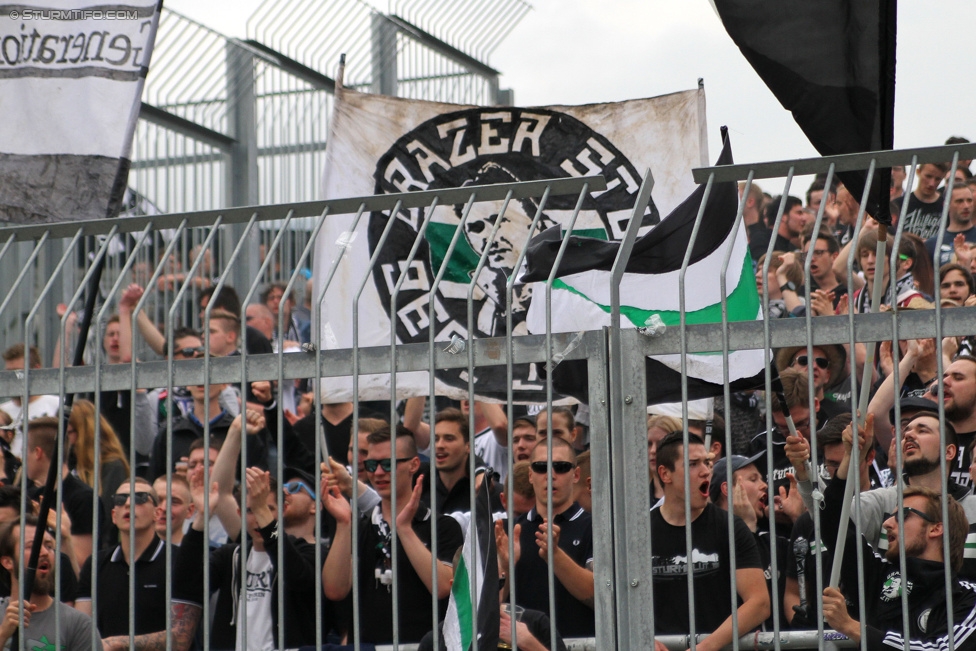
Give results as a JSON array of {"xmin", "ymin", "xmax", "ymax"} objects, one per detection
[{"xmin": 714, "ymin": 0, "xmax": 897, "ymax": 225}]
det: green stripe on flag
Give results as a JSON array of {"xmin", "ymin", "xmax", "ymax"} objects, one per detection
[
  {"xmin": 453, "ymin": 555, "xmax": 474, "ymax": 650},
  {"xmin": 552, "ymin": 252, "xmax": 760, "ymax": 328}
]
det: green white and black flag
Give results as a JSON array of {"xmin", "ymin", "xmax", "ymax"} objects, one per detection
[
  {"xmin": 443, "ymin": 475, "xmax": 499, "ymax": 651},
  {"xmin": 0, "ymin": 1, "xmax": 162, "ymax": 223},
  {"xmin": 316, "ymin": 85, "xmax": 707, "ymax": 402},
  {"xmin": 518, "ymin": 134, "xmax": 767, "ymax": 404}
]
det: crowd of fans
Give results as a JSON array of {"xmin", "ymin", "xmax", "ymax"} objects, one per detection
[{"xmin": 1, "ymin": 142, "xmax": 976, "ymax": 650}]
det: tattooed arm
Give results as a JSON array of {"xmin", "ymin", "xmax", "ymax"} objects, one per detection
[{"xmin": 101, "ymin": 602, "xmax": 202, "ymax": 651}]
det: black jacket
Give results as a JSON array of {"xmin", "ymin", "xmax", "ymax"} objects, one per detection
[
  {"xmin": 823, "ymin": 475, "xmax": 976, "ymax": 650},
  {"xmin": 174, "ymin": 521, "xmax": 331, "ymax": 649}
]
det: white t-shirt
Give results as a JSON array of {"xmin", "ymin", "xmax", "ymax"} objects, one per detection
[
  {"xmin": 236, "ymin": 549, "xmax": 275, "ymax": 651},
  {"xmin": 0, "ymin": 395, "xmax": 61, "ymax": 457},
  {"xmin": 473, "ymin": 428, "xmax": 508, "ymax": 482}
]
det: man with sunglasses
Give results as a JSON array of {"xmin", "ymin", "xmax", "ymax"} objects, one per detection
[
  {"xmin": 793, "ymin": 411, "xmax": 976, "ymax": 582},
  {"xmin": 774, "ymin": 343, "xmax": 849, "ymax": 420},
  {"xmin": 77, "ymin": 478, "xmax": 173, "ymax": 640},
  {"xmin": 804, "ymin": 413, "xmax": 976, "ymax": 650},
  {"xmin": 322, "ymin": 424, "xmax": 462, "ymax": 644},
  {"xmin": 281, "ymin": 467, "xmax": 320, "ymax": 544},
  {"xmin": 495, "ymin": 437, "xmax": 595, "ymax": 639}
]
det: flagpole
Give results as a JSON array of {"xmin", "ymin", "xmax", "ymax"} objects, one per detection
[{"xmin": 828, "ymin": 223, "xmax": 887, "ymax": 589}]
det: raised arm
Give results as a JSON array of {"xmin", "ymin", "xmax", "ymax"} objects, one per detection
[{"xmin": 402, "ymin": 396, "xmax": 431, "ymax": 449}]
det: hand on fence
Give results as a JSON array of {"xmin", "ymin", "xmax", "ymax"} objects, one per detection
[
  {"xmin": 842, "ymin": 413, "xmax": 874, "ymax": 463},
  {"xmin": 783, "ymin": 435, "xmax": 810, "ymax": 479},
  {"xmin": 322, "ymin": 458, "xmax": 353, "ymax": 499},
  {"xmin": 0, "ymin": 600, "xmax": 36, "ymax": 641},
  {"xmin": 822, "ymin": 586, "xmax": 859, "ymax": 642}
]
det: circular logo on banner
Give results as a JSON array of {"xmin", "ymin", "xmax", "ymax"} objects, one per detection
[{"xmin": 368, "ymin": 107, "xmax": 655, "ymax": 401}]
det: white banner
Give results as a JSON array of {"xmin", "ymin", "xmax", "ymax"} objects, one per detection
[
  {"xmin": 315, "ymin": 85, "xmax": 707, "ymax": 402},
  {"xmin": 0, "ymin": 1, "xmax": 161, "ymax": 223}
]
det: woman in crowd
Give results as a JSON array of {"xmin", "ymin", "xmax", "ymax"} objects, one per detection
[
  {"xmin": 647, "ymin": 414, "xmax": 682, "ymax": 504},
  {"xmin": 69, "ymin": 399, "xmax": 130, "ymax": 523}
]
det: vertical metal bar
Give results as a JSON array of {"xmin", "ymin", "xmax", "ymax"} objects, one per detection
[
  {"xmin": 607, "ymin": 169, "xmax": 655, "ymax": 651},
  {"xmin": 53, "ymin": 225, "xmax": 118, "ymax": 651},
  {"xmin": 933, "ymin": 155, "xmax": 960, "ymax": 651},
  {"xmin": 427, "ymin": 192, "xmax": 478, "ymax": 650},
  {"xmin": 677, "ymin": 172, "xmax": 715, "ymax": 651},
  {"xmin": 21, "ymin": 227, "xmax": 82, "ymax": 651},
  {"xmin": 503, "ymin": 185, "xmax": 552, "ymax": 650},
  {"xmin": 388, "ymin": 196, "xmax": 440, "ymax": 645},
  {"xmin": 464, "ymin": 190, "xmax": 514, "ymax": 649},
  {"xmin": 237, "ymin": 209, "xmax": 293, "ymax": 651},
  {"xmin": 314, "ymin": 202, "xmax": 368, "ymax": 651},
  {"xmin": 352, "ymin": 199, "xmax": 402, "ymax": 647},
  {"xmin": 719, "ymin": 170, "xmax": 751, "ymax": 650},
  {"xmin": 276, "ymin": 206, "xmax": 329, "ymax": 649},
  {"xmin": 544, "ymin": 183, "xmax": 590, "ymax": 651}
]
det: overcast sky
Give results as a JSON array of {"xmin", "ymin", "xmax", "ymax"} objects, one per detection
[{"xmin": 167, "ymin": 0, "xmax": 975, "ymax": 196}]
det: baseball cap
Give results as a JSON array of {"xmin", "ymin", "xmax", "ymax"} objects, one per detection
[{"xmin": 709, "ymin": 451, "xmax": 764, "ymax": 502}]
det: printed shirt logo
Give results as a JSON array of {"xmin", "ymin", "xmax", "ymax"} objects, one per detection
[
  {"xmin": 28, "ymin": 635, "xmax": 63, "ymax": 651},
  {"xmin": 368, "ymin": 107, "xmax": 654, "ymax": 402},
  {"xmin": 880, "ymin": 572, "xmax": 913, "ymax": 602},
  {"xmin": 651, "ymin": 549, "xmax": 721, "ymax": 576}
]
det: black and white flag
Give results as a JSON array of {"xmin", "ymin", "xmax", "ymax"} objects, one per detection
[{"xmin": 0, "ymin": 1, "xmax": 162, "ymax": 224}]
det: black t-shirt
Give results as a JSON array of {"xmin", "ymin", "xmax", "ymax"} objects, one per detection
[
  {"xmin": 353, "ymin": 502, "xmax": 463, "ymax": 644},
  {"xmin": 895, "ymin": 192, "xmax": 945, "ymax": 239},
  {"xmin": 951, "ymin": 430, "xmax": 976, "ymax": 490},
  {"xmin": 510, "ymin": 503, "xmax": 595, "ymax": 639},
  {"xmin": 77, "ymin": 536, "xmax": 174, "ymax": 637},
  {"xmin": 293, "ymin": 403, "xmax": 387, "ymax": 465},
  {"xmin": 754, "ymin": 526, "xmax": 790, "ymax": 631},
  {"xmin": 650, "ymin": 503, "xmax": 763, "ymax": 636}
]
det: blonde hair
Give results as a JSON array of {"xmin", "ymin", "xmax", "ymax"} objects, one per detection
[
  {"xmin": 70, "ymin": 400, "xmax": 130, "ymax": 494},
  {"xmin": 646, "ymin": 414, "xmax": 682, "ymax": 434}
]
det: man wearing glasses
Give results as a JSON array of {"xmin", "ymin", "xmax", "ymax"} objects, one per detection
[
  {"xmin": 321, "ymin": 424, "xmax": 463, "ymax": 644},
  {"xmin": 281, "ymin": 467, "xmax": 320, "ymax": 544},
  {"xmin": 797, "ymin": 413, "xmax": 976, "ymax": 649},
  {"xmin": 77, "ymin": 478, "xmax": 173, "ymax": 641},
  {"xmin": 495, "ymin": 437, "xmax": 596, "ymax": 639}
]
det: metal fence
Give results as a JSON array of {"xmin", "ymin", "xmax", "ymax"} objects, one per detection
[{"xmin": 1, "ymin": 141, "xmax": 975, "ymax": 651}]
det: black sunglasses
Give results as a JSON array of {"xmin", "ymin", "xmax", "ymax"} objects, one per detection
[
  {"xmin": 900, "ymin": 506, "xmax": 938, "ymax": 524},
  {"xmin": 175, "ymin": 346, "xmax": 205, "ymax": 358},
  {"xmin": 794, "ymin": 355, "xmax": 829, "ymax": 370},
  {"xmin": 112, "ymin": 491, "xmax": 157, "ymax": 507},
  {"xmin": 363, "ymin": 457, "xmax": 414, "ymax": 473},
  {"xmin": 530, "ymin": 461, "xmax": 576, "ymax": 475}
]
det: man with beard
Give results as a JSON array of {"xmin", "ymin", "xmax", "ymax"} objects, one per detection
[
  {"xmin": 942, "ymin": 357, "xmax": 976, "ymax": 489},
  {"xmin": 0, "ymin": 516, "xmax": 100, "ymax": 651},
  {"xmin": 805, "ymin": 414, "xmax": 976, "ymax": 650},
  {"xmin": 847, "ymin": 412, "xmax": 976, "ymax": 580}
]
